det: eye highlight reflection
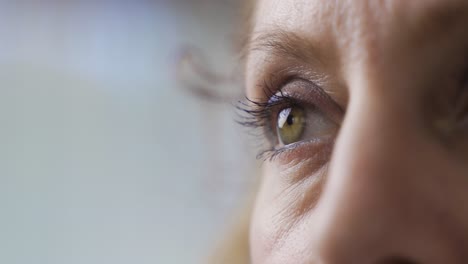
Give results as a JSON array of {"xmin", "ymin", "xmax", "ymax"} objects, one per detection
[{"xmin": 277, "ymin": 107, "xmax": 306, "ymax": 145}]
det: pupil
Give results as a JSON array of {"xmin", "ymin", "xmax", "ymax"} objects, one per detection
[{"xmin": 287, "ymin": 114, "xmax": 294, "ymax": 126}]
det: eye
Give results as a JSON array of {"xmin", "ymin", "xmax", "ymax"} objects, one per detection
[
  {"xmin": 274, "ymin": 102, "xmax": 338, "ymax": 147},
  {"xmin": 237, "ymin": 78, "xmax": 343, "ymax": 160}
]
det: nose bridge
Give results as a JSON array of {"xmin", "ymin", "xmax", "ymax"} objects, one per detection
[
  {"xmin": 310, "ymin": 88, "xmax": 433, "ymax": 263},
  {"xmin": 327, "ymin": 82, "xmax": 421, "ymax": 206}
]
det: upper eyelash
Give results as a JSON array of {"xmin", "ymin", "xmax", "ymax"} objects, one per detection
[
  {"xmin": 237, "ymin": 76, "xmax": 297, "ymax": 125},
  {"xmin": 236, "ymin": 91, "xmax": 294, "ymax": 128},
  {"xmin": 236, "ymin": 86, "xmax": 300, "ymax": 161}
]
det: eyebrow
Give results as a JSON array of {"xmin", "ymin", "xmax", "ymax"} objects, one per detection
[{"xmin": 242, "ymin": 28, "xmax": 326, "ymax": 67}]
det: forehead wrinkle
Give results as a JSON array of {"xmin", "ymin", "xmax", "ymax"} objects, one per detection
[
  {"xmin": 248, "ymin": 29, "xmax": 326, "ymax": 67},
  {"xmin": 246, "ymin": 0, "xmax": 468, "ymax": 63},
  {"xmin": 245, "ymin": 0, "xmax": 335, "ymax": 65},
  {"xmin": 245, "ymin": 0, "xmax": 468, "ymax": 100},
  {"xmin": 329, "ymin": 0, "xmax": 468, "ymax": 81}
]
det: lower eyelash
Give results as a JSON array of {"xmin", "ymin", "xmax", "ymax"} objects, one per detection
[{"xmin": 257, "ymin": 140, "xmax": 311, "ymax": 161}]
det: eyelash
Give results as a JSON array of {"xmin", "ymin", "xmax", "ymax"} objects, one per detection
[{"xmin": 236, "ymin": 80, "xmax": 305, "ymax": 161}]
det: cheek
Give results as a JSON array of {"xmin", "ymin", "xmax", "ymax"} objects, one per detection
[
  {"xmin": 249, "ymin": 164, "xmax": 282, "ymax": 263},
  {"xmin": 249, "ymin": 163, "xmax": 326, "ymax": 263}
]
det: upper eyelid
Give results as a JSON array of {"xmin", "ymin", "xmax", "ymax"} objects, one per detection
[
  {"xmin": 253, "ymin": 66, "xmax": 333, "ymax": 102},
  {"xmin": 260, "ymin": 74, "xmax": 344, "ymax": 118},
  {"xmin": 244, "ymin": 28, "xmax": 334, "ymax": 100}
]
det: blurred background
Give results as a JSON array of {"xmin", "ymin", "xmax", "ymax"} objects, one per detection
[{"xmin": 0, "ymin": 1, "xmax": 256, "ymax": 263}]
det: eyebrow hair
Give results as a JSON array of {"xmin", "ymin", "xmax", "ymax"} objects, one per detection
[{"xmin": 241, "ymin": 28, "xmax": 326, "ymax": 68}]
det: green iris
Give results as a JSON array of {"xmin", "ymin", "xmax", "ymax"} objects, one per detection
[{"xmin": 277, "ymin": 107, "xmax": 305, "ymax": 145}]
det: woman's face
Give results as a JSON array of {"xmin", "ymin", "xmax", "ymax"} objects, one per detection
[{"xmin": 244, "ymin": 0, "xmax": 468, "ymax": 263}]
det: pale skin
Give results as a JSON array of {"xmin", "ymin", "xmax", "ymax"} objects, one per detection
[{"xmin": 245, "ymin": 0, "xmax": 468, "ymax": 263}]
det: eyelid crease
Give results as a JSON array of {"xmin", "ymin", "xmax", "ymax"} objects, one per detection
[{"xmin": 251, "ymin": 64, "xmax": 333, "ymax": 103}]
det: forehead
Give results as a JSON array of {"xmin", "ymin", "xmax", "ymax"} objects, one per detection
[
  {"xmin": 247, "ymin": 0, "xmax": 468, "ymax": 91},
  {"xmin": 253, "ymin": 0, "xmax": 332, "ymax": 33},
  {"xmin": 251, "ymin": 0, "xmax": 468, "ymax": 55},
  {"xmin": 253, "ymin": 0, "xmax": 467, "ymax": 29}
]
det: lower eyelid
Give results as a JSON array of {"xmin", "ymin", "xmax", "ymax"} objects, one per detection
[{"xmin": 266, "ymin": 136, "xmax": 335, "ymax": 165}]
